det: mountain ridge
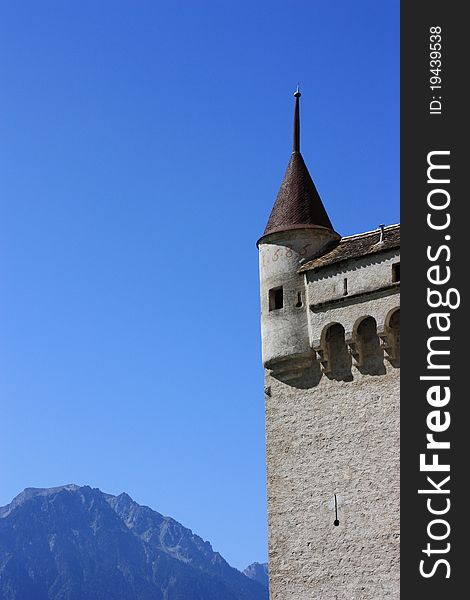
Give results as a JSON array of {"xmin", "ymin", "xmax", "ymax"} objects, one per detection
[
  {"xmin": 0, "ymin": 484, "xmax": 268, "ymax": 600},
  {"xmin": 243, "ymin": 562, "xmax": 269, "ymax": 588}
]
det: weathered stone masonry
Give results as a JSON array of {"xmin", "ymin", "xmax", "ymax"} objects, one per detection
[{"xmin": 258, "ymin": 90, "xmax": 400, "ymax": 600}]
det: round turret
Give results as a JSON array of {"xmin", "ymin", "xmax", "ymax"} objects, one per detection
[{"xmin": 258, "ymin": 89, "xmax": 340, "ymax": 379}]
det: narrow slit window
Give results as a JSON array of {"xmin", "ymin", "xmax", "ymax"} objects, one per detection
[
  {"xmin": 269, "ymin": 287, "xmax": 283, "ymax": 311},
  {"xmin": 343, "ymin": 278, "xmax": 348, "ymax": 296},
  {"xmin": 295, "ymin": 291, "xmax": 303, "ymax": 308},
  {"xmin": 392, "ymin": 262, "xmax": 400, "ymax": 282}
]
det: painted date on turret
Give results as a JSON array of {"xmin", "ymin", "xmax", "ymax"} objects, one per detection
[{"xmin": 262, "ymin": 244, "xmax": 312, "ymax": 266}]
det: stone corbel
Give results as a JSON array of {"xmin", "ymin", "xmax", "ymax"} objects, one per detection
[
  {"xmin": 378, "ymin": 327, "xmax": 397, "ymax": 362},
  {"xmin": 345, "ymin": 332, "xmax": 362, "ymax": 368},
  {"xmin": 313, "ymin": 342, "xmax": 330, "ymax": 374}
]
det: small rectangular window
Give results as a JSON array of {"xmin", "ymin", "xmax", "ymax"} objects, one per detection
[
  {"xmin": 269, "ymin": 287, "xmax": 283, "ymax": 311},
  {"xmin": 392, "ymin": 262, "xmax": 400, "ymax": 282},
  {"xmin": 343, "ymin": 278, "xmax": 348, "ymax": 296}
]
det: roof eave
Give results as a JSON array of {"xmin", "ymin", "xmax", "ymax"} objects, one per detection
[
  {"xmin": 257, "ymin": 224, "xmax": 340, "ymax": 248},
  {"xmin": 298, "ymin": 243, "xmax": 400, "ymax": 274}
]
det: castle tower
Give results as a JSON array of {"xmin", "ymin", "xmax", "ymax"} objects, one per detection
[
  {"xmin": 259, "ymin": 91, "xmax": 400, "ymax": 599},
  {"xmin": 258, "ymin": 87, "xmax": 340, "ymax": 380}
]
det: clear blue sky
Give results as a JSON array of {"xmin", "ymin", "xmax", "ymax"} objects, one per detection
[{"xmin": 0, "ymin": 1, "xmax": 399, "ymax": 569}]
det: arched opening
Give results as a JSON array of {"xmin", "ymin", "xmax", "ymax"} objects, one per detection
[
  {"xmin": 385, "ymin": 308, "xmax": 400, "ymax": 366},
  {"xmin": 323, "ymin": 323, "xmax": 352, "ymax": 381},
  {"xmin": 355, "ymin": 316, "xmax": 385, "ymax": 375}
]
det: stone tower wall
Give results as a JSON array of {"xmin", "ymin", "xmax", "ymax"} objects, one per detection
[
  {"xmin": 265, "ymin": 366, "xmax": 399, "ymax": 600},
  {"xmin": 262, "ymin": 250, "xmax": 400, "ymax": 600}
]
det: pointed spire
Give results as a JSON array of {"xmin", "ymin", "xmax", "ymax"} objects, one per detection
[
  {"xmin": 293, "ymin": 85, "xmax": 301, "ymax": 153},
  {"xmin": 259, "ymin": 89, "xmax": 335, "ymax": 240}
]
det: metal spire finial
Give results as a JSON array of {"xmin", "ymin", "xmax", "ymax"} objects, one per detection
[{"xmin": 293, "ymin": 85, "xmax": 301, "ymax": 153}]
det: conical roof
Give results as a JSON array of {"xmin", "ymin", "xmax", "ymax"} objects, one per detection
[{"xmin": 261, "ymin": 89, "xmax": 334, "ymax": 238}]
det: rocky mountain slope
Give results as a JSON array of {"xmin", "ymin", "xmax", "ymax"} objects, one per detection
[
  {"xmin": 0, "ymin": 485, "xmax": 268, "ymax": 600},
  {"xmin": 243, "ymin": 562, "xmax": 269, "ymax": 588}
]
